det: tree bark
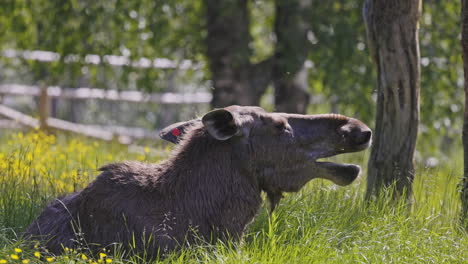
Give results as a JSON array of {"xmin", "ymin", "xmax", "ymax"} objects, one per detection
[
  {"xmin": 273, "ymin": 0, "xmax": 312, "ymax": 114},
  {"xmin": 203, "ymin": 0, "xmax": 311, "ymax": 111},
  {"xmin": 461, "ymin": 0, "xmax": 468, "ymax": 227},
  {"xmin": 204, "ymin": 0, "xmax": 272, "ymax": 108},
  {"xmin": 363, "ymin": 0, "xmax": 421, "ymax": 199}
]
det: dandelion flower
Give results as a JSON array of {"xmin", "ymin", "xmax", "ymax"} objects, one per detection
[
  {"xmin": 10, "ymin": 255, "xmax": 19, "ymax": 261},
  {"xmin": 14, "ymin": 248, "xmax": 22, "ymax": 253},
  {"xmin": 22, "ymin": 260, "xmax": 29, "ymax": 264},
  {"xmin": 46, "ymin": 257, "xmax": 54, "ymax": 262},
  {"xmin": 0, "ymin": 259, "xmax": 7, "ymax": 264},
  {"xmin": 81, "ymin": 254, "xmax": 88, "ymax": 260},
  {"xmin": 99, "ymin": 253, "xmax": 106, "ymax": 259},
  {"xmin": 105, "ymin": 259, "xmax": 112, "ymax": 263},
  {"xmin": 33, "ymin": 252, "xmax": 40, "ymax": 258}
]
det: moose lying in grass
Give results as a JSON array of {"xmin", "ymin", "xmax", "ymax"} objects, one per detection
[{"xmin": 25, "ymin": 105, "xmax": 371, "ymax": 256}]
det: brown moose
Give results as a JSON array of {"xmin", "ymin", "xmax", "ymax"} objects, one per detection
[{"xmin": 25, "ymin": 105, "xmax": 371, "ymax": 256}]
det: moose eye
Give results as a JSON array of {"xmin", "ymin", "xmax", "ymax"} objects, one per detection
[{"xmin": 275, "ymin": 122, "xmax": 287, "ymax": 132}]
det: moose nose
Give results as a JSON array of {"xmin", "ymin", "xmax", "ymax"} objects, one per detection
[
  {"xmin": 340, "ymin": 121, "xmax": 372, "ymax": 146},
  {"xmin": 351, "ymin": 129, "xmax": 372, "ymax": 145}
]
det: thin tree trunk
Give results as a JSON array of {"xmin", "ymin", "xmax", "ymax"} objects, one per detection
[
  {"xmin": 461, "ymin": 0, "xmax": 468, "ymax": 227},
  {"xmin": 273, "ymin": 0, "xmax": 312, "ymax": 114},
  {"xmin": 204, "ymin": 0, "xmax": 272, "ymax": 108},
  {"xmin": 363, "ymin": 0, "xmax": 421, "ymax": 199}
]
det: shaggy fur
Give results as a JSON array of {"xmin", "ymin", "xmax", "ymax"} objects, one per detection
[{"xmin": 24, "ymin": 105, "xmax": 371, "ymax": 257}]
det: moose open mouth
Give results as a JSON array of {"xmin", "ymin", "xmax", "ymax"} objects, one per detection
[
  {"xmin": 309, "ymin": 142, "xmax": 370, "ymax": 186},
  {"xmin": 314, "ymin": 161, "xmax": 361, "ymax": 186}
]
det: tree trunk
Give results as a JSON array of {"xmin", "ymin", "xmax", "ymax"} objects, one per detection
[
  {"xmin": 363, "ymin": 0, "xmax": 421, "ymax": 199},
  {"xmin": 461, "ymin": 0, "xmax": 468, "ymax": 227},
  {"xmin": 273, "ymin": 0, "xmax": 312, "ymax": 114},
  {"xmin": 204, "ymin": 0, "xmax": 272, "ymax": 108}
]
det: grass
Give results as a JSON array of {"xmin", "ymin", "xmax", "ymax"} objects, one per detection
[{"xmin": 0, "ymin": 130, "xmax": 467, "ymax": 263}]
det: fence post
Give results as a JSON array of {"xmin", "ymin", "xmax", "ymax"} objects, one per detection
[{"xmin": 38, "ymin": 84, "xmax": 50, "ymax": 132}]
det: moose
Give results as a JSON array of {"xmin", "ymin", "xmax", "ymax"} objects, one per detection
[{"xmin": 25, "ymin": 105, "xmax": 371, "ymax": 256}]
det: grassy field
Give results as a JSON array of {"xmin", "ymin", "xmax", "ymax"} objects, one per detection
[{"xmin": 0, "ymin": 130, "xmax": 467, "ymax": 263}]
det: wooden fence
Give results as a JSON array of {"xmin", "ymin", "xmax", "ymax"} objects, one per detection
[
  {"xmin": 0, "ymin": 83, "xmax": 211, "ymax": 146},
  {"xmin": 0, "ymin": 49, "xmax": 320, "ymax": 145},
  {"xmin": 0, "ymin": 49, "xmax": 209, "ymax": 152}
]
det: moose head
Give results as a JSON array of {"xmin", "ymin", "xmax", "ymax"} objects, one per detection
[{"xmin": 161, "ymin": 106, "xmax": 371, "ymax": 210}]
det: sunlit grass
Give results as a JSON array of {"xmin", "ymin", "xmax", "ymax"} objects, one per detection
[
  {"xmin": 0, "ymin": 131, "xmax": 467, "ymax": 263},
  {"xmin": 0, "ymin": 130, "xmax": 167, "ymax": 232}
]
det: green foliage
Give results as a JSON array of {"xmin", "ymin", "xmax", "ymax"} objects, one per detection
[
  {"xmin": 419, "ymin": 0, "xmax": 463, "ymax": 154},
  {"xmin": 307, "ymin": 1, "xmax": 375, "ymax": 122},
  {"xmin": 0, "ymin": 0, "xmax": 464, "ymax": 151},
  {"xmin": 0, "ymin": 131, "xmax": 467, "ymax": 263},
  {"xmin": 0, "ymin": 0, "xmax": 463, "ymax": 116},
  {"xmin": 0, "ymin": 0, "xmax": 206, "ymax": 92}
]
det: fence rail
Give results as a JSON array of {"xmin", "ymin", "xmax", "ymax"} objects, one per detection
[
  {"xmin": 0, "ymin": 103, "xmax": 164, "ymax": 147},
  {"xmin": 2, "ymin": 49, "xmax": 201, "ymax": 70},
  {"xmin": 0, "ymin": 83, "xmax": 190, "ymax": 145},
  {"xmin": 0, "ymin": 84, "xmax": 212, "ymax": 104}
]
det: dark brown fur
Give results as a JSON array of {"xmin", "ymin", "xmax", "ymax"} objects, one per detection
[{"xmin": 25, "ymin": 106, "xmax": 371, "ymax": 257}]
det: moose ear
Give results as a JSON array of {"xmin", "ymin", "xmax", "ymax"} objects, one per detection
[
  {"xmin": 202, "ymin": 109, "xmax": 240, "ymax": 140},
  {"xmin": 159, "ymin": 119, "xmax": 200, "ymax": 144}
]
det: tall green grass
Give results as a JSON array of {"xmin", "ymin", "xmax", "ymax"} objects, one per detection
[{"xmin": 0, "ymin": 131, "xmax": 467, "ymax": 263}]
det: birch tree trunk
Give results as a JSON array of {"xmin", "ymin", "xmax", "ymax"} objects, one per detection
[
  {"xmin": 363, "ymin": 0, "xmax": 422, "ymax": 199},
  {"xmin": 461, "ymin": 0, "xmax": 468, "ymax": 226}
]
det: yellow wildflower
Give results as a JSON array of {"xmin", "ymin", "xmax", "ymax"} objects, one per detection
[
  {"xmin": 99, "ymin": 253, "xmax": 106, "ymax": 259},
  {"xmin": 97, "ymin": 259, "xmax": 103, "ymax": 263},
  {"xmin": 14, "ymin": 248, "xmax": 22, "ymax": 253},
  {"xmin": 33, "ymin": 252, "xmax": 40, "ymax": 258},
  {"xmin": 0, "ymin": 259, "xmax": 7, "ymax": 264},
  {"xmin": 10, "ymin": 255, "xmax": 19, "ymax": 260},
  {"xmin": 46, "ymin": 257, "xmax": 54, "ymax": 262},
  {"xmin": 105, "ymin": 259, "xmax": 112, "ymax": 263},
  {"xmin": 81, "ymin": 254, "xmax": 88, "ymax": 260},
  {"xmin": 22, "ymin": 260, "xmax": 29, "ymax": 264}
]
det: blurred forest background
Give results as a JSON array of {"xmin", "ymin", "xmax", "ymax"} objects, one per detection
[
  {"xmin": 1, "ymin": 1, "xmax": 468, "ymax": 262},
  {"xmin": 0, "ymin": 1, "xmax": 461, "ymax": 157}
]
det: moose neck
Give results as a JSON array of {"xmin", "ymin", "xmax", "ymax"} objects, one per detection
[
  {"xmin": 167, "ymin": 130, "xmax": 260, "ymax": 196},
  {"xmin": 160, "ymin": 128, "xmax": 263, "ymax": 236}
]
